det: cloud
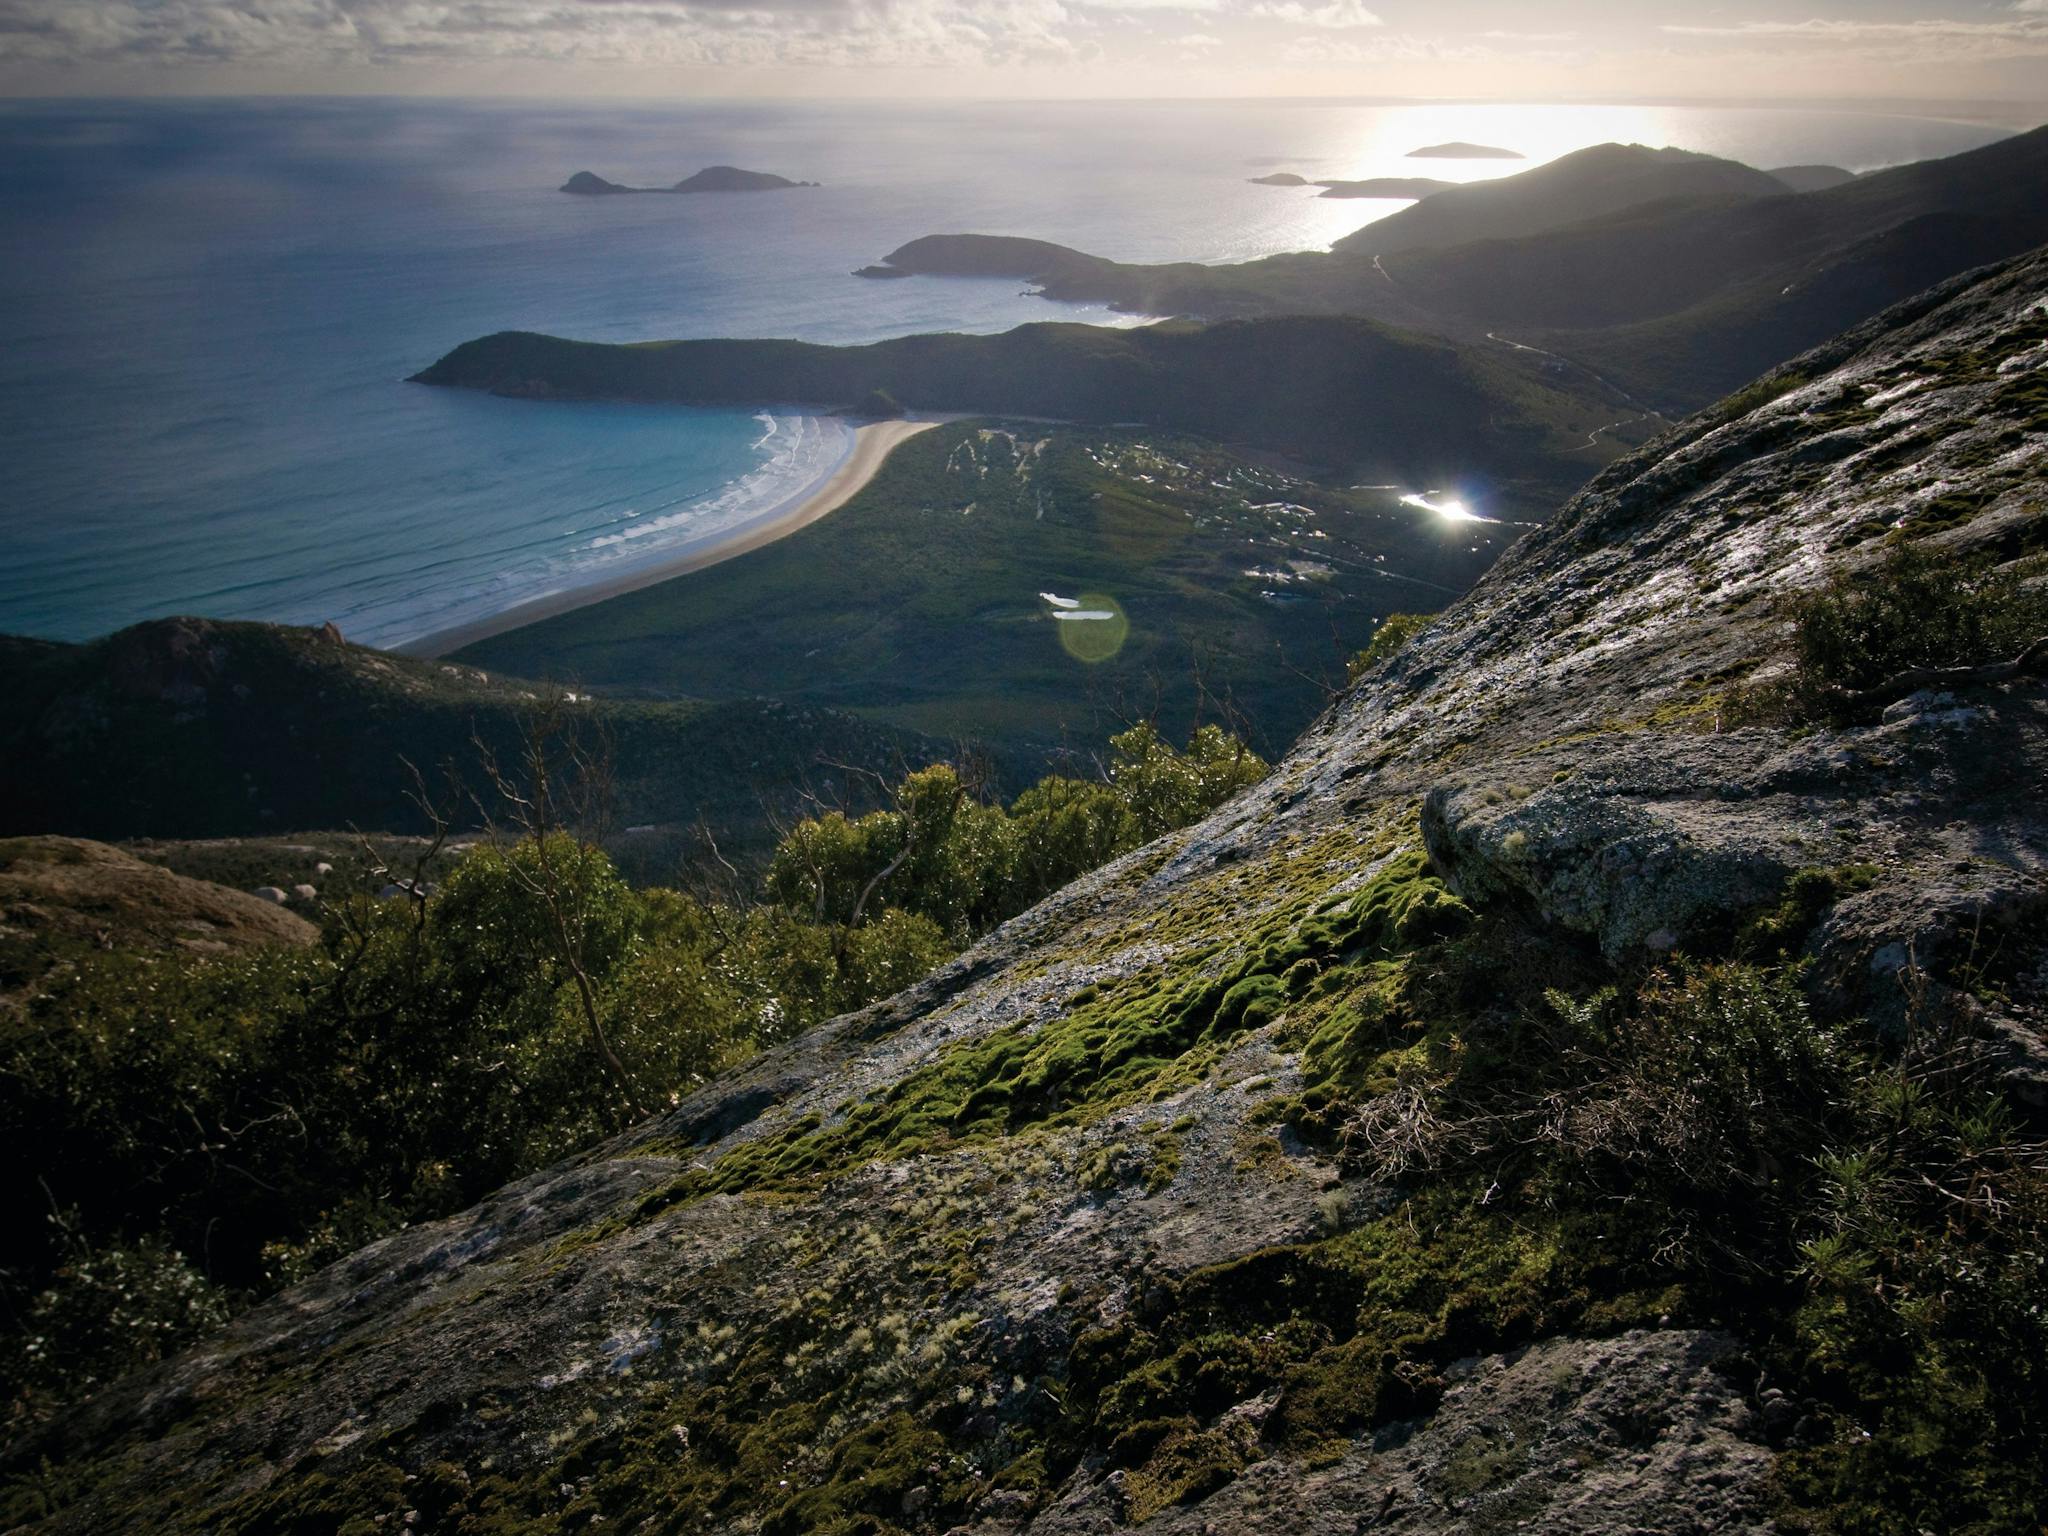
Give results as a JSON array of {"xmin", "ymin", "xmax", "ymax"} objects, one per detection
[
  {"xmin": 1250, "ymin": 0, "xmax": 1381, "ymax": 29},
  {"xmin": 1279, "ymin": 30, "xmax": 1482, "ymax": 64},
  {"xmin": 1660, "ymin": 15, "xmax": 2048, "ymax": 57},
  {"xmin": 0, "ymin": 0, "xmax": 1101, "ymax": 70},
  {"xmin": 1173, "ymin": 30, "xmax": 1222, "ymax": 47}
]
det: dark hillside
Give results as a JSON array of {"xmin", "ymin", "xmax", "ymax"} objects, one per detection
[
  {"xmin": 1335, "ymin": 142, "xmax": 1791, "ymax": 255},
  {"xmin": 0, "ymin": 617, "xmax": 942, "ymax": 852},
  {"xmin": 413, "ymin": 313, "xmax": 1626, "ymax": 504}
]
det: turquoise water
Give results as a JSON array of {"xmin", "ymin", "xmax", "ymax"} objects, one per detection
[{"xmin": 0, "ymin": 98, "xmax": 2017, "ymax": 647}]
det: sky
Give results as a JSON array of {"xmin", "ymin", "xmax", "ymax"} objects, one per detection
[{"xmin": 2, "ymin": 0, "xmax": 2046, "ymax": 103}]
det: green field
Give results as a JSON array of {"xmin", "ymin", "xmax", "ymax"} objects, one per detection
[{"xmin": 455, "ymin": 423, "xmax": 1529, "ymax": 759}]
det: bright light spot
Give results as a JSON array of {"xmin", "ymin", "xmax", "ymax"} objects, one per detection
[{"xmin": 1399, "ymin": 491, "xmax": 1485, "ymax": 522}]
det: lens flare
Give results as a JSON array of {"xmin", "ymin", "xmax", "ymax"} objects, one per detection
[{"xmin": 1052, "ymin": 591, "xmax": 1129, "ymax": 663}]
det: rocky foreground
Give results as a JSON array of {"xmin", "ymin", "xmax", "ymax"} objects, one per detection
[{"xmin": 9, "ymin": 251, "xmax": 2046, "ymax": 1532}]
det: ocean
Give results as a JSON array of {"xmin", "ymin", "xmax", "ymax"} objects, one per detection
[{"xmin": 0, "ymin": 96, "xmax": 2021, "ymax": 649}]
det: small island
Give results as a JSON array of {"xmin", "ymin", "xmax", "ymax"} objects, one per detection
[
  {"xmin": 1407, "ymin": 141, "xmax": 1524, "ymax": 160},
  {"xmin": 851, "ymin": 234, "xmax": 1114, "ymax": 287},
  {"xmin": 1250, "ymin": 171, "xmax": 1456, "ymax": 200},
  {"xmin": 560, "ymin": 166, "xmax": 819, "ymax": 195},
  {"xmin": 1766, "ymin": 163, "xmax": 1858, "ymax": 192}
]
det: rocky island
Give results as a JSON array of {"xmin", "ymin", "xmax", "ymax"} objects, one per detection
[
  {"xmin": 1766, "ymin": 163, "xmax": 1859, "ymax": 192},
  {"xmin": 560, "ymin": 166, "xmax": 818, "ymax": 195},
  {"xmin": 1407, "ymin": 140, "xmax": 1525, "ymax": 159}
]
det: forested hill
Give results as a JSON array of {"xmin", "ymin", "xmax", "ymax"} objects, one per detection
[
  {"xmin": 0, "ymin": 617, "xmax": 943, "ymax": 855},
  {"xmin": 801, "ymin": 126, "xmax": 2048, "ymax": 412},
  {"xmin": 410, "ymin": 312, "xmax": 1629, "ymax": 502}
]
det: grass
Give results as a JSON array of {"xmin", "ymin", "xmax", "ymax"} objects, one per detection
[{"xmin": 456, "ymin": 426, "xmax": 1518, "ymax": 761}]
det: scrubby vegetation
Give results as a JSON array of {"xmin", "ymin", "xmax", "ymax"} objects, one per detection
[
  {"xmin": 1047, "ymin": 851, "xmax": 2048, "ymax": 1535},
  {"xmin": 455, "ymin": 424, "xmax": 1503, "ymax": 755},
  {"xmin": 1346, "ymin": 611, "xmax": 1429, "ymax": 682},
  {"xmin": 1735, "ymin": 541, "xmax": 2048, "ymax": 723},
  {"xmin": 0, "ymin": 722, "xmax": 1262, "ymax": 1432},
  {"xmin": 105, "ymin": 833, "xmax": 2044, "ymax": 1536}
]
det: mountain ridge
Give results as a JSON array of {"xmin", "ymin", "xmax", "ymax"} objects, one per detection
[{"xmin": 811, "ymin": 127, "xmax": 2048, "ymax": 411}]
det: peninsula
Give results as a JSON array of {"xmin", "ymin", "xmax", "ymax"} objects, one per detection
[
  {"xmin": 1315, "ymin": 176, "xmax": 1457, "ymax": 199},
  {"xmin": 1249, "ymin": 172, "xmax": 1456, "ymax": 198}
]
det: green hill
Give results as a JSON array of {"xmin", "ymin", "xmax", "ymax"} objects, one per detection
[{"xmin": 412, "ymin": 313, "xmax": 1626, "ymax": 503}]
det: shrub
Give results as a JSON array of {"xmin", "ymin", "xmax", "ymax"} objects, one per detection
[
  {"xmin": 0, "ymin": 722, "xmax": 1266, "ymax": 1424},
  {"xmin": 1740, "ymin": 543, "xmax": 2048, "ymax": 722},
  {"xmin": 1346, "ymin": 612, "xmax": 1429, "ymax": 683},
  {"xmin": 4, "ymin": 1231, "xmax": 230, "ymax": 1424}
]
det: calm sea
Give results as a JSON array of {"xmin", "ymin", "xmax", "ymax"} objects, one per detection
[{"xmin": 0, "ymin": 97, "xmax": 2018, "ymax": 648}]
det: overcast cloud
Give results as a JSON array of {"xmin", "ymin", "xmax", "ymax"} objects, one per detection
[{"xmin": 1, "ymin": 0, "xmax": 2044, "ymax": 97}]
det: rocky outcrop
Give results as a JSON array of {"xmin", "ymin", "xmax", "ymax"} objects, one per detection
[
  {"xmin": 0, "ymin": 836, "xmax": 317, "ymax": 1006},
  {"xmin": 10, "ymin": 250, "xmax": 2046, "ymax": 1533}
]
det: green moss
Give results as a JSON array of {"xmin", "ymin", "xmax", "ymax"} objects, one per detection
[
  {"xmin": 1057, "ymin": 1186, "xmax": 1669, "ymax": 1510},
  {"xmin": 1712, "ymin": 368, "xmax": 1809, "ymax": 425},
  {"xmin": 1738, "ymin": 865, "xmax": 1882, "ymax": 962},
  {"xmin": 1119, "ymin": 1423, "xmax": 1249, "ymax": 1521},
  {"xmin": 761, "ymin": 1413, "xmax": 974, "ymax": 1536},
  {"xmin": 637, "ymin": 835, "xmax": 1448, "ymax": 1210}
]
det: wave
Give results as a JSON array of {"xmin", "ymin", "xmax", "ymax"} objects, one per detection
[
  {"xmin": 344, "ymin": 412, "xmax": 855, "ymax": 650},
  {"xmin": 581, "ymin": 413, "xmax": 853, "ymax": 557}
]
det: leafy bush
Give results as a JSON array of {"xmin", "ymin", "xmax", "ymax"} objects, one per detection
[
  {"xmin": 1346, "ymin": 612, "xmax": 1428, "ymax": 683},
  {"xmin": 1296, "ymin": 894, "xmax": 2048, "ymax": 1533},
  {"xmin": 3, "ymin": 1229, "xmax": 229, "ymax": 1412},
  {"xmin": 765, "ymin": 724, "xmax": 1265, "ymax": 938},
  {"xmin": 0, "ymin": 722, "xmax": 1265, "ymax": 1427},
  {"xmin": 1741, "ymin": 543, "xmax": 2048, "ymax": 722}
]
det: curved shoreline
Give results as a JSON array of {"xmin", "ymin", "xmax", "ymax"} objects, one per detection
[{"xmin": 396, "ymin": 416, "xmax": 946, "ymax": 660}]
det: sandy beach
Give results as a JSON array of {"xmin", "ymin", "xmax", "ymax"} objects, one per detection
[{"xmin": 398, "ymin": 415, "xmax": 944, "ymax": 659}]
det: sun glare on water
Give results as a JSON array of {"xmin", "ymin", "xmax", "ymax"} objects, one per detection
[{"xmin": 1327, "ymin": 103, "xmax": 1671, "ymax": 186}]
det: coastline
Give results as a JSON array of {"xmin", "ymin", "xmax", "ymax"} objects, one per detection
[{"xmin": 396, "ymin": 415, "xmax": 945, "ymax": 659}]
